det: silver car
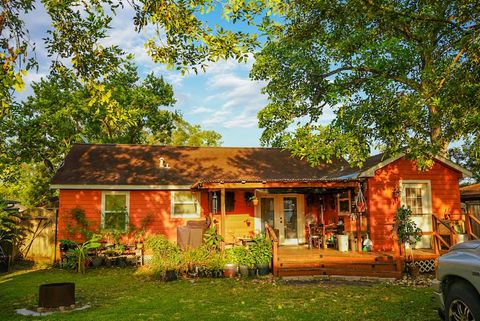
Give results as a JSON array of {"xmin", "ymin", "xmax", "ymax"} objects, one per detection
[{"xmin": 433, "ymin": 240, "xmax": 480, "ymax": 321}]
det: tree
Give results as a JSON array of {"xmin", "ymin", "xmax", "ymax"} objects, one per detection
[
  {"xmin": 1, "ymin": 0, "xmax": 271, "ymax": 117},
  {"xmin": 1, "ymin": 59, "xmax": 222, "ymax": 206},
  {"xmin": 251, "ymin": 0, "xmax": 480, "ymax": 169}
]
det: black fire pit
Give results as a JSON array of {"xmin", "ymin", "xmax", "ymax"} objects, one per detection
[{"xmin": 39, "ymin": 282, "xmax": 75, "ymax": 308}]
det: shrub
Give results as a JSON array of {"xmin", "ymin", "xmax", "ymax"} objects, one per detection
[
  {"xmin": 144, "ymin": 235, "xmax": 181, "ymax": 278},
  {"xmin": 250, "ymin": 233, "xmax": 272, "ymax": 265}
]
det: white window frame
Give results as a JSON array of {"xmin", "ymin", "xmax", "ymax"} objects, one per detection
[
  {"xmin": 101, "ymin": 191, "xmax": 130, "ymax": 231},
  {"xmin": 171, "ymin": 191, "xmax": 200, "ymax": 218},
  {"xmin": 400, "ymin": 180, "xmax": 432, "ymax": 215}
]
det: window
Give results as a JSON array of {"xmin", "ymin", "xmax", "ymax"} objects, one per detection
[
  {"xmin": 405, "ymin": 187, "xmax": 424, "ymax": 215},
  {"xmin": 171, "ymin": 191, "xmax": 200, "ymax": 218},
  {"xmin": 337, "ymin": 191, "xmax": 351, "ymax": 215},
  {"xmin": 102, "ymin": 191, "xmax": 129, "ymax": 231}
]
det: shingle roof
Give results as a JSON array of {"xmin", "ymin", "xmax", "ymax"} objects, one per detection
[
  {"xmin": 51, "ymin": 144, "xmax": 468, "ymax": 187},
  {"xmin": 51, "ymin": 144, "xmax": 356, "ymax": 186}
]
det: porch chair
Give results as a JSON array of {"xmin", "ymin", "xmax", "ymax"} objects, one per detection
[{"xmin": 308, "ymin": 224, "xmax": 323, "ymax": 249}]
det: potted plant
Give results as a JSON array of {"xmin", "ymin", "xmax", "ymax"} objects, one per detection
[
  {"xmin": 394, "ymin": 206, "xmax": 422, "ymax": 277},
  {"xmin": 236, "ymin": 246, "xmax": 256, "ymax": 277},
  {"xmin": 250, "ymin": 233, "xmax": 272, "ymax": 275},
  {"xmin": 249, "ymin": 196, "xmax": 259, "ymax": 206},
  {"xmin": 68, "ymin": 235, "xmax": 102, "ymax": 274},
  {"xmin": 223, "ymin": 247, "xmax": 240, "ymax": 278}
]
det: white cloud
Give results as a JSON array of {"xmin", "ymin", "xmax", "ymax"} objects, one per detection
[{"xmin": 190, "ymin": 106, "xmax": 215, "ymax": 114}]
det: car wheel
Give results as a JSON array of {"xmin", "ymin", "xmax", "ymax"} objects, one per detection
[{"xmin": 445, "ymin": 281, "xmax": 480, "ymax": 321}]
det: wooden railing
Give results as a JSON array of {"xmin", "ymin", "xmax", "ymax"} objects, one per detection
[
  {"xmin": 465, "ymin": 211, "xmax": 480, "ymax": 240},
  {"xmin": 265, "ymin": 223, "xmax": 279, "ymax": 277},
  {"xmin": 431, "ymin": 215, "xmax": 459, "ymax": 255}
]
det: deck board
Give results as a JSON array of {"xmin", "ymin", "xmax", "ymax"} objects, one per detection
[{"xmin": 275, "ymin": 245, "xmax": 439, "ymax": 278}]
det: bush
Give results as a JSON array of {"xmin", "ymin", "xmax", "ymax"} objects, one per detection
[
  {"xmin": 250, "ymin": 233, "xmax": 272, "ymax": 265},
  {"xmin": 144, "ymin": 235, "xmax": 181, "ymax": 279}
]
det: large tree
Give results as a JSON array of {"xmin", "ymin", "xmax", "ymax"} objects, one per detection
[
  {"xmin": 251, "ymin": 0, "xmax": 480, "ymax": 170},
  {"xmin": 0, "ymin": 59, "xmax": 222, "ymax": 206}
]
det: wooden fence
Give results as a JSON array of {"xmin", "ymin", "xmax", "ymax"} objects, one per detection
[{"xmin": 16, "ymin": 208, "xmax": 57, "ymax": 263}]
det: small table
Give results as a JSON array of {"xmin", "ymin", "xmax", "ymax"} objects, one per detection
[{"xmin": 238, "ymin": 237, "xmax": 254, "ymax": 246}]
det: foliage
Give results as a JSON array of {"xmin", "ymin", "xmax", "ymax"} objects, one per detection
[
  {"xmin": 203, "ymin": 225, "xmax": 224, "ymax": 251},
  {"xmin": 168, "ymin": 118, "xmax": 223, "ymax": 147},
  {"xmin": 251, "ymin": 0, "xmax": 480, "ymax": 169},
  {"xmin": 130, "ymin": 213, "xmax": 153, "ymax": 241},
  {"xmin": 0, "ymin": 58, "xmax": 221, "ymax": 207},
  {"xmin": 250, "ymin": 233, "xmax": 272, "ymax": 265},
  {"xmin": 233, "ymin": 245, "xmax": 255, "ymax": 267},
  {"xmin": 144, "ymin": 235, "xmax": 181, "ymax": 277},
  {"xmin": 66, "ymin": 207, "xmax": 94, "ymax": 240},
  {"xmin": 394, "ymin": 206, "xmax": 422, "ymax": 246},
  {"xmin": 68, "ymin": 235, "xmax": 102, "ymax": 274}
]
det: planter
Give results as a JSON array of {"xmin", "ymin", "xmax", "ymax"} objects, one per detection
[
  {"xmin": 223, "ymin": 263, "xmax": 238, "ymax": 278},
  {"xmin": 165, "ymin": 270, "xmax": 178, "ymax": 282},
  {"xmin": 252, "ymin": 199, "xmax": 259, "ymax": 206},
  {"xmin": 239, "ymin": 265, "xmax": 249, "ymax": 277},
  {"xmin": 256, "ymin": 262, "xmax": 270, "ymax": 276},
  {"xmin": 39, "ymin": 283, "xmax": 75, "ymax": 308},
  {"xmin": 409, "ymin": 264, "xmax": 420, "ymax": 277}
]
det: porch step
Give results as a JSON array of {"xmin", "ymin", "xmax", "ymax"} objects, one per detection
[
  {"xmin": 277, "ymin": 260, "xmax": 401, "ymax": 279},
  {"xmin": 278, "ymin": 267, "xmax": 402, "ymax": 279}
]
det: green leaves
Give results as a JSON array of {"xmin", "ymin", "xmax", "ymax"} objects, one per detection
[{"xmin": 252, "ymin": 0, "xmax": 480, "ymax": 172}]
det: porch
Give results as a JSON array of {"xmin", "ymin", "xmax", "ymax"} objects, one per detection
[{"xmin": 272, "ymin": 245, "xmax": 437, "ymax": 279}]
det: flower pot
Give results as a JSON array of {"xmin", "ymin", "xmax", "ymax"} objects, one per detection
[
  {"xmin": 252, "ymin": 199, "xmax": 259, "ymax": 206},
  {"xmin": 409, "ymin": 264, "xmax": 420, "ymax": 277},
  {"xmin": 165, "ymin": 270, "xmax": 178, "ymax": 282},
  {"xmin": 223, "ymin": 263, "xmax": 238, "ymax": 278},
  {"xmin": 256, "ymin": 262, "xmax": 270, "ymax": 276},
  {"xmin": 239, "ymin": 265, "xmax": 249, "ymax": 277}
]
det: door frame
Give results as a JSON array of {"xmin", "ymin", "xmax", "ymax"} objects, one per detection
[
  {"xmin": 400, "ymin": 179, "xmax": 433, "ymax": 249},
  {"xmin": 255, "ymin": 193, "xmax": 305, "ymax": 245}
]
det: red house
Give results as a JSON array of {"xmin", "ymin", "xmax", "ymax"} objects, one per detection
[{"xmin": 51, "ymin": 143, "xmax": 471, "ymax": 277}]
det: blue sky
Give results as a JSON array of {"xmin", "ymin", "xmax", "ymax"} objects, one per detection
[{"xmin": 21, "ymin": 3, "xmax": 269, "ymax": 147}]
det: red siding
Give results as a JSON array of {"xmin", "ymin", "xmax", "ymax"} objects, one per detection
[
  {"xmin": 58, "ymin": 189, "xmax": 255, "ymax": 245},
  {"xmin": 367, "ymin": 157, "xmax": 462, "ymax": 251},
  {"xmin": 58, "ymin": 190, "xmax": 102, "ymax": 242}
]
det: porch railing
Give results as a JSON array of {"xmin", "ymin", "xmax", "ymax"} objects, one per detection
[
  {"xmin": 265, "ymin": 223, "xmax": 279, "ymax": 277},
  {"xmin": 431, "ymin": 215, "xmax": 459, "ymax": 255},
  {"xmin": 465, "ymin": 211, "xmax": 480, "ymax": 240}
]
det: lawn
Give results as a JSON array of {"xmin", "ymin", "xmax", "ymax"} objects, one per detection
[{"xmin": 0, "ymin": 267, "xmax": 439, "ymax": 321}]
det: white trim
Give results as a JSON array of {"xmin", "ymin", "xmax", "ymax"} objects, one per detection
[
  {"xmin": 101, "ymin": 191, "xmax": 130, "ymax": 231},
  {"xmin": 359, "ymin": 154, "xmax": 472, "ymax": 178},
  {"xmin": 434, "ymin": 155, "xmax": 473, "ymax": 178},
  {"xmin": 51, "ymin": 184, "xmax": 192, "ymax": 190},
  {"xmin": 170, "ymin": 191, "xmax": 201, "ymax": 219},
  {"xmin": 400, "ymin": 180, "xmax": 433, "ymax": 249}
]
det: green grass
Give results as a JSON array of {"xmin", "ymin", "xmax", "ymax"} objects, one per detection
[{"xmin": 0, "ymin": 267, "xmax": 439, "ymax": 321}]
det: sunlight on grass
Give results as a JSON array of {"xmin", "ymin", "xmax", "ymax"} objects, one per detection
[{"xmin": 0, "ymin": 268, "xmax": 439, "ymax": 321}]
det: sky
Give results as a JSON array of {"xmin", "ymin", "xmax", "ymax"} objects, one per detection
[{"xmin": 20, "ymin": 3, "xmax": 269, "ymax": 147}]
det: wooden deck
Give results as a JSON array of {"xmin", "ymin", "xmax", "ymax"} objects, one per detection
[{"xmin": 275, "ymin": 246, "xmax": 438, "ymax": 279}]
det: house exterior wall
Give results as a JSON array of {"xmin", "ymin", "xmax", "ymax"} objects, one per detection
[
  {"xmin": 57, "ymin": 189, "xmax": 254, "ymax": 244},
  {"xmin": 367, "ymin": 157, "xmax": 462, "ymax": 252}
]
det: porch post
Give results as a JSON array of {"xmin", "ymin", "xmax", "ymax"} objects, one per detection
[{"xmin": 221, "ymin": 188, "xmax": 226, "ymax": 241}]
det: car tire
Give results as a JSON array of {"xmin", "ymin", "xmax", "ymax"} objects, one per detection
[{"xmin": 445, "ymin": 280, "xmax": 480, "ymax": 321}]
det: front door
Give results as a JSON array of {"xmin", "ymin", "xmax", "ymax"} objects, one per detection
[
  {"xmin": 401, "ymin": 181, "xmax": 433, "ymax": 249},
  {"xmin": 258, "ymin": 194, "xmax": 304, "ymax": 245}
]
